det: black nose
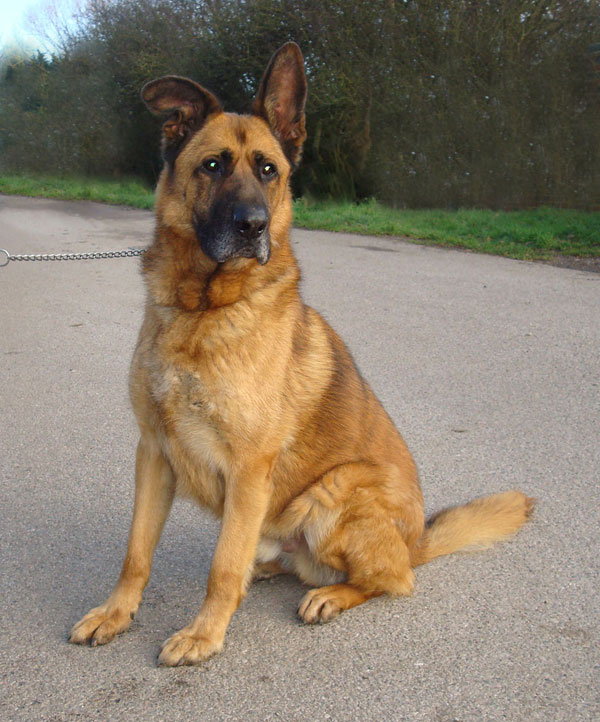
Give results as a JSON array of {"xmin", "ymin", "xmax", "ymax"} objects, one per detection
[{"xmin": 233, "ymin": 203, "xmax": 268, "ymax": 241}]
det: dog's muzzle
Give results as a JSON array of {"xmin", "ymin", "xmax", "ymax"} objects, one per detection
[
  {"xmin": 231, "ymin": 202, "xmax": 270, "ymax": 265},
  {"xmin": 197, "ymin": 200, "xmax": 271, "ymax": 266}
]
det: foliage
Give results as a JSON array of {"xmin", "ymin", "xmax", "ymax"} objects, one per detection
[{"xmin": 1, "ymin": 0, "xmax": 599, "ymax": 208}]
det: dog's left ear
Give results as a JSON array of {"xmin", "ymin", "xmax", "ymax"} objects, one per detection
[
  {"xmin": 141, "ymin": 76, "xmax": 222, "ymax": 162},
  {"xmin": 253, "ymin": 42, "xmax": 307, "ymax": 167}
]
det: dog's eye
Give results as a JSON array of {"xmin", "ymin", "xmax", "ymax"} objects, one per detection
[
  {"xmin": 202, "ymin": 158, "xmax": 221, "ymax": 174},
  {"xmin": 261, "ymin": 163, "xmax": 277, "ymax": 179}
]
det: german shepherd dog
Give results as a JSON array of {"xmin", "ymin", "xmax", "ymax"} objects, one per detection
[{"xmin": 70, "ymin": 43, "xmax": 533, "ymax": 666}]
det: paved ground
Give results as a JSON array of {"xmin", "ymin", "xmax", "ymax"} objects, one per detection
[{"xmin": 1, "ymin": 194, "xmax": 598, "ymax": 721}]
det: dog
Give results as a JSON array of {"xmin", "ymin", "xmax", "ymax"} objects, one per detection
[{"xmin": 69, "ymin": 42, "xmax": 534, "ymax": 666}]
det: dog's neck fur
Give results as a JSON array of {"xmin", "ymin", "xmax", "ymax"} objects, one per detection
[{"xmin": 142, "ymin": 215, "xmax": 300, "ymax": 314}]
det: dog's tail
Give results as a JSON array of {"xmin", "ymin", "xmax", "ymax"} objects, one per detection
[{"xmin": 410, "ymin": 490, "xmax": 534, "ymax": 567}]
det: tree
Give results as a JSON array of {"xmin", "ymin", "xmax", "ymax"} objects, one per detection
[{"xmin": 1, "ymin": 0, "xmax": 598, "ymax": 208}]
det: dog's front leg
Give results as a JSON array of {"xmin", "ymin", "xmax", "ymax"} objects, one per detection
[
  {"xmin": 70, "ymin": 436, "xmax": 175, "ymax": 646},
  {"xmin": 158, "ymin": 457, "xmax": 272, "ymax": 666}
]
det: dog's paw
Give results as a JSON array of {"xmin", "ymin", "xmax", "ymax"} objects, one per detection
[
  {"xmin": 298, "ymin": 588, "xmax": 343, "ymax": 624},
  {"xmin": 252, "ymin": 560, "xmax": 286, "ymax": 582},
  {"xmin": 158, "ymin": 627, "xmax": 223, "ymax": 667},
  {"xmin": 69, "ymin": 603, "xmax": 134, "ymax": 646}
]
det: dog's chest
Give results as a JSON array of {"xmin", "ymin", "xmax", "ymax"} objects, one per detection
[
  {"xmin": 142, "ymin": 359, "xmax": 231, "ymax": 509},
  {"xmin": 153, "ymin": 358, "xmax": 235, "ymax": 459},
  {"xmin": 135, "ymin": 302, "xmax": 288, "ymax": 508},
  {"xmin": 146, "ymin": 326, "xmax": 269, "ymax": 500}
]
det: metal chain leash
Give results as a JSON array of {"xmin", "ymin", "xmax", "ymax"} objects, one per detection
[{"xmin": 0, "ymin": 247, "xmax": 145, "ymax": 267}]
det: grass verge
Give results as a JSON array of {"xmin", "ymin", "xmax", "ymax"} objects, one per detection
[
  {"xmin": 293, "ymin": 199, "xmax": 600, "ymax": 261},
  {"xmin": 1, "ymin": 174, "xmax": 598, "ymax": 261},
  {"xmin": 0, "ymin": 174, "xmax": 155, "ymax": 209}
]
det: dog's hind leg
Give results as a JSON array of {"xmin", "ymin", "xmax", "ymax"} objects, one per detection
[
  {"xmin": 298, "ymin": 584, "xmax": 383, "ymax": 623},
  {"xmin": 252, "ymin": 560, "xmax": 287, "ymax": 581},
  {"xmin": 297, "ymin": 513, "xmax": 414, "ymax": 623},
  {"xmin": 294, "ymin": 466, "xmax": 419, "ymax": 624},
  {"xmin": 251, "ymin": 537, "xmax": 288, "ymax": 581},
  {"xmin": 69, "ymin": 436, "xmax": 175, "ymax": 646}
]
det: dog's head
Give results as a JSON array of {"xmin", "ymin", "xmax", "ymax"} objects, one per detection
[{"xmin": 142, "ymin": 42, "xmax": 306, "ymax": 266}]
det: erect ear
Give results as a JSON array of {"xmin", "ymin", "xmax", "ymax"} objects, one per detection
[
  {"xmin": 141, "ymin": 75, "xmax": 222, "ymax": 163},
  {"xmin": 252, "ymin": 42, "xmax": 307, "ymax": 167}
]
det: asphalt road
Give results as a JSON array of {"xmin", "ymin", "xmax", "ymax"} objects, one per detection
[{"xmin": 1, "ymin": 194, "xmax": 598, "ymax": 722}]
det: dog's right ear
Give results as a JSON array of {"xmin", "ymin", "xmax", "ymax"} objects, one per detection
[
  {"xmin": 141, "ymin": 76, "xmax": 222, "ymax": 162},
  {"xmin": 252, "ymin": 42, "xmax": 307, "ymax": 167}
]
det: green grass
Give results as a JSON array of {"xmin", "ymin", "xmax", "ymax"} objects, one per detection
[
  {"xmin": 0, "ymin": 174, "xmax": 155, "ymax": 209},
  {"xmin": 1, "ymin": 173, "xmax": 598, "ymax": 260},
  {"xmin": 293, "ymin": 198, "xmax": 600, "ymax": 260}
]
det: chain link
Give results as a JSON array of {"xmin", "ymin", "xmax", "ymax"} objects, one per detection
[{"xmin": 0, "ymin": 247, "xmax": 145, "ymax": 267}]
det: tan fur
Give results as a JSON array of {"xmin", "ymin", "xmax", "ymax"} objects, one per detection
[
  {"xmin": 411, "ymin": 491, "xmax": 535, "ymax": 566},
  {"xmin": 69, "ymin": 43, "xmax": 534, "ymax": 666}
]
